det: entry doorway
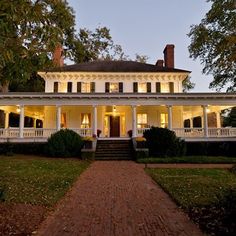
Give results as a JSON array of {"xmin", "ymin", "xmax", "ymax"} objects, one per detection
[{"xmin": 110, "ymin": 116, "xmax": 120, "ymax": 137}]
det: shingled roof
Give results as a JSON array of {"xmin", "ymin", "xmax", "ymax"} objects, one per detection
[{"xmin": 44, "ymin": 60, "xmax": 190, "ymax": 73}]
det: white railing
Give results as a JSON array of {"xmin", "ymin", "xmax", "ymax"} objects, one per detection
[
  {"xmin": 208, "ymin": 128, "xmax": 236, "ymax": 137},
  {"xmin": 72, "ymin": 128, "xmax": 93, "ymax": 137},
  {"xmin": 137, "ymin": 128, "xmax": 150, "ymax": 136},
  {"xmin": 0, "ymin": 128, "xmax": 92, "ymax": 139},
  {"xmin": 173, "ymin": 128, "xmax": 204, "ymax": 138}
]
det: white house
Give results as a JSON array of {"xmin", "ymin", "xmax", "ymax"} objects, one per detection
[{"xmin": 0, "ymin": 44, "xmax": 236, "ymax": 142}]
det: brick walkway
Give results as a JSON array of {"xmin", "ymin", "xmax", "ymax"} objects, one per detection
[{"xmin": 37, "ymin": 161, "xmax": 203, "ymax": 236}]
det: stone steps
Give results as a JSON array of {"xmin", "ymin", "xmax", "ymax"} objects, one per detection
[{"xmin": 95, "ymin": 140, "xmax": 133, "ymax": 160}]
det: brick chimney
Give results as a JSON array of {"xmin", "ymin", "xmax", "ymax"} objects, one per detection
[
  {"xmin": 53, "ymin": 44, "xmax": 64, "ymax": 67},
  {"xmin": 156, "ymin": 59, "xmax": 164, "ymax": 67},
  {"xmin": 163, "ymin": 44, "xmax": 174, "ymax": 68}
]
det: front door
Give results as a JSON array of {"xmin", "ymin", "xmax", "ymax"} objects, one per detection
[{"xmin": 110, "ymin": 116, "xmax": 120, "ymax": 137}]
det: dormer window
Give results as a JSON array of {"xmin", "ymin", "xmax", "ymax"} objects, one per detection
[
  {"xmin": 82, "ymin": 82, "xmax": 91, "ymax": 93},
  {"xmin": 138, "ymin": 83, "xmax": 147, "ymax": 93}
]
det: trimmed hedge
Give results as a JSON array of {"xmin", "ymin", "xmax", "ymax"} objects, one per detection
[
  {"xmin": 0, "ymin": 142, "xmax": 46, "ymax": 156},
  {"xmin": 185, "ymin": 141, "xmax": 236, "ymax": 157},
  {"xmin": 143, "ymin": 127, "xmax": 186, "ymax": 157},
  {"xmin": 46, "ymin": 129, "xmax": 83, "ymax": 158}
]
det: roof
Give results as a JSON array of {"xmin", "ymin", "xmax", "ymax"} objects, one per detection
[{"xmin": 44, "ymin": 60, "xmax": 191, "ymax": 73}]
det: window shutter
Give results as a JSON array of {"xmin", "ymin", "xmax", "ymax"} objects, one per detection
[
  {"xmin": 67, "ymin": 82, "xmax": 72, "ymax": 93},
  {"xmin": 105, "ymin": 82, "xmax": 110, "ymax": 93},
  {"xmin": 147, "ymin": 82, "xmax": 151, "ymax": 93},
  {"xmin": 91, "ymin": 82, "xmax": 95, "ymax": 93},
  {"xmin": 119, "ymin": 82, "xmax": 123, "ymax": 93},
  {"xmin": 77, "ymin": 82, "xmax": 81, "ymax": 93},
  {"xmin": 54, "ymin": 82, "xmax": 58, "ymax": 93},
  {"xmin": 133, "ymin": 82, "xmax": 138, "ymax": 93},
  {"xmin": 156, "ymin": 82, "xmax": 161, "ymax": 93},
  {"xmin": 169, "ymin": 82, "xmax": 174, "ymax": 93}
]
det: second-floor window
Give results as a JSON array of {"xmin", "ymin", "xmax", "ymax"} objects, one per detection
[
  {"xmin": 54, "ymin": 82, "xmax": 58, "ymax": 92},
  {"xmin": 133, "ymin": 82, "xmax": 151, "ymax": 93},
  {"xmin": 67, "ymin": 82, "xmax": 72, "ymax": 93},
  {"xmin": 77, "ymin": 82, "xmax": 95, "ymax": 93},
  {"xmin": 105, "ymin": 82, "xmax": 123, "ymax": 93}
]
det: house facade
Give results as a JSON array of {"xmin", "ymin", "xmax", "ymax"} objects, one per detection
[{"xmin": 0, "ymin": 45, "xmax": 236, "ymax": 142}]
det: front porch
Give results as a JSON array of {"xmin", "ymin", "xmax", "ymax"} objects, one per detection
[{"xmin": 0, "ymin": 93, "xmax": 235, "ymax": 142}]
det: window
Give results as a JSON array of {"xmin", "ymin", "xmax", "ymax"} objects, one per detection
[
  {"xmin": 54, "ymin": 82, "xmax": 58, "ymax": 93},
  {"xmin": 81, "ymin": 82, "xmax": 91, "ymax": 93},
  {"xmin": 156, "ymin": 82, "xmax": 161, "ymax": 93},
  {"xmin": 110, "ymin": 83, "xmax": 119, "ymax": 93},
  {"xmin": 137, "ymin": 113, "xmax": 148, "ymax": 128},
  {"xmin": 61, "ymin": 113, "xmax": 67, "ymax": 128},
  {"xmin": 81, "ymin": 113, "xmax": 91, "ymax": 128},
  {"xmin": 138, "ymin": 83, "xmax": 147, "ymax": 93},
  {"xmin": 160, "ymin": 113, "xmax": 168, "ymax": 128},
  {"xmin": 161, "ymin": 83, "xmax": 170, "ymax": 93},
  {"xmin": 67, "ymin": 82, "xmax": 72, "ymax": 93}
]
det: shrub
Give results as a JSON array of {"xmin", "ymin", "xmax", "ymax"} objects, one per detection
[
  {"xmin": 0, "ymin": 188, "xmax": 5, "ymax": 202},
  {"xmin": 230, "ymin": 165, "xmax": 236, "ymax": 175},
  {"xmin": 46, "ymin": 129, "xmax": 83, "ymax": 157},
  {"xmin": 143, "ymin": 127, "xmax": 186, "ymax": 157}
]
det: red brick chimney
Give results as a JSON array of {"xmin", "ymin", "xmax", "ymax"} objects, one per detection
[
  {"xmin": 156, "ymin": 59, "xmax": 164, "ymax": 67},
  {"xmin": 163, "ymin": 44, "xmax": 174, "ymax": 68},
  {"xmin": 53, "ymin": 44, "xmax": 64, "ymax": 67}
]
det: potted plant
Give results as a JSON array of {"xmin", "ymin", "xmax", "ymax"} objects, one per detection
[
  {"xmin": 127, "ymin": 130, "xmax": 132, "ymax": 137},
  {"xmin": 97, "ymin": 129, "xmax": 102, "ymax": 137}
]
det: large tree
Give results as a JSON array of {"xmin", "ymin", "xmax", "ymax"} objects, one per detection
[
  {"xmin": 0, "ymin": 0, "xmax": 76, "ymax": 92},
  {"xmin": 188, "ymin": 0, "xmax": 236, "ymax": 91}
]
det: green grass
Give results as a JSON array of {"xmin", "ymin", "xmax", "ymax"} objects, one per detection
[
  {"xmin": 146, "ymin": 168, "xmax": 236, "ymax": 208},
  {"xmin": 0, "ymin": 155, "xmax": 90, "ymax": 206},
  {"xmin": 138, "ymin": 156, "xmax": 236, "ymax": 164}
]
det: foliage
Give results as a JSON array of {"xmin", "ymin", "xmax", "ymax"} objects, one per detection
[
  {"xmin": 46, "ymin": 129, "xmax": 83, "ymax": 157},
  {"xmin": 143, "ymin": 127, "xmax": 186, "ymax": 157},
  {"xmin": 230, "ymin": 164, "xmax": 236, "ymax": 174},
  {"xmin": 0, "ymin": 188, "xmax": 5, "ymax": 202},
  {"xmin": 188, "ymin": 0, "xmax": 236, "ymax": 91},
  {"xmin": 146, "ymin": 168, "xmax": 236, "ymax": 235},
  {"xmin": 0, "ymin": 0, "xmax": 76, "ymax": 91},
  {"xmin": 222, "ymin": 107, "xmax": 236, "ymax": 127},
  {"xmin": 182, "ymin": 76, "xmax": 195, "ymax": 92},
  {"xmin": 137, "ymin": 156, "xmax": 236, "ymax": 164},
  {"xmin": 0, "ymin": 156, "xmax": 89, "ymax": 206}
]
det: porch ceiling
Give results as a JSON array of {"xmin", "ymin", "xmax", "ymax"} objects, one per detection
[{"xmin": 0, "ymin": 92, "xmax": 235, "ymax": 106}]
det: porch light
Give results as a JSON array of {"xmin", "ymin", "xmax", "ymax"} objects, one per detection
[
  {"xmin": 16, "ymin": 107, "xmax": 21, "ymax": 113},
  {"xmin": 206, "ymin": 108, "xmax": 210, "ymax": 113}
]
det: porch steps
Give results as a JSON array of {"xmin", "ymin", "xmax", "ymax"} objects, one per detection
[{"xmin": 95, "ymin": 140, "xmax": 133, "ymax": 160}]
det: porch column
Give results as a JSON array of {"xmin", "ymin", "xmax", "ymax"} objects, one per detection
[
  {"xmin": 4, "ymin": 111, "xmax": 9, "ymax": 128},
  {"xmin": 33, "ymin": 118, "xmax": 37, "ymax": 128},
  {"xmin": 19, "ymin": 105, "xmax": 24, "ymax": 138},
  {"xmin": 132, "ymin": 105, "xmax": 137, "ymax": 137},
  {"xmin": 190, "ymin": 118, "xmax": 193, "ymax": 128},
  {"xmin": 202, "ymin": 105, "xmax": 208, "ymax": 137},
  {"xmin": 56, "ymin": 105, "xmax": 61, "ymax": 131},
  {"xmin": 93, "ymin": 105, "xmax": 97, "ymax": 136},
  {"xmin": 216, "ymin": 111, "xmax": 221, "ymax": 128},
  {"xmin": 167, "ymin": 105, "xmax": 173, "ymax": 130}
]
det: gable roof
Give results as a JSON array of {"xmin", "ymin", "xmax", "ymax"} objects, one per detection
[{"xmin": 44, "ymin": 60, "xmax": 190, "ymax": 73}]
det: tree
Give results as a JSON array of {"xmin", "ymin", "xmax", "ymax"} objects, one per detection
[
  {"xmin": 0, "ymin": 0, "xmax": 76, "ymax": 92},
  {"xmin": 182, "ymin": 76, "xmax": 195, "ymax": 92},
  {"xmin": 222, "ymin": 107, "xmax": 236, "ymax": 127},
  {"xmin": 188, "ymin": 0, "xmax": 236, "ymax": 91}
]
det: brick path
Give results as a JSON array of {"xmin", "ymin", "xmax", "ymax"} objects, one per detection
[
  {"xmin": 143, "ymin": 163, "xmax": 233, "ymax": 169},
  {"xmin": 37, "ymin": 161, "xmax": 203, "ymax": 236}
]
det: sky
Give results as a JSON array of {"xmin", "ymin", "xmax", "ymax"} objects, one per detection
[{"xmin": 68, "ymin": 0, "xmax": 213, "ymax": 92}]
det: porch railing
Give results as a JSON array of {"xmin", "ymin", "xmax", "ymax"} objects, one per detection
[{"xmin": 0, "ymin": 128, "xmax": 93, "ymax": 139}]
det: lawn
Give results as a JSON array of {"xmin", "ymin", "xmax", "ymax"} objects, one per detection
[
  {"xmin": 0, "ymin": 155, "xmax": 90, "ymax": 206},
  {"xmin": 138, "ymin": 156, "xmax": 236, "ymax": 164},
  {"xmin": 146, "ymin": 168, "xmax": 236, "ymax": 235}
]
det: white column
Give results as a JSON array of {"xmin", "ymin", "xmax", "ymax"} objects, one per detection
[
  {"xmin": 56, "ymin": 105, "xmax": 61, "ymax": 131},
  {"xmin": 216, "ymin": 112, "xmax": 221, "ymax": 128},
  {"xmin": 33, "ymin": 118, "xmax": 37, "ymax": 128},
  {"xmin": 167, "ymin": 105, "xmax": 173, "ymax": 130},
  {"xmin": 19, "ymin": 105, "xmax": 24, "ymax": 138},
  {"xmin": 4, "ymin": 111, "xmax": 9, "ymax": 128},
  {"xmin": 132, "ymin": 105, "xmax": 137, "ymax": 137},
  {"xmin": 190, "ymin": 118, "xmax": 193, "ymax": 128},
  {"xmin": 93, "ymin": 105, "xmax": 97, "ymax": 136},
  {"xmin": 202, "ymin": 105, "xmax": 208, "ymax": 137}
]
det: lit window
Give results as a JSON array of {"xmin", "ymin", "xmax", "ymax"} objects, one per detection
[
  {"xmin": 138, "ymin": 83, "xmax": 147, "ymax": 93},
  {"xmin": 160, "ymin": 113, "xmax": 168, "ymax": 128},
  {"xmin": 61, "ymin": 113, "xmax": 67, "ymax": 128},
  {"xmin": 110, "ymin": 83, "xmax": 119, "ymax": 93},
  {"xmin": 81, "ymin": 113, "xmax": 91, "ymax": 128},
  {"xmin": 161, "ymin": 83, "xmax": 169, "ymax": 93},
  {"xmin": 137, "ymin": 114, "xmax": 148, "ymax": 128},
  {"xmin": 81, "ymin": 83, "xmax": 91, "ymax": 93}
]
